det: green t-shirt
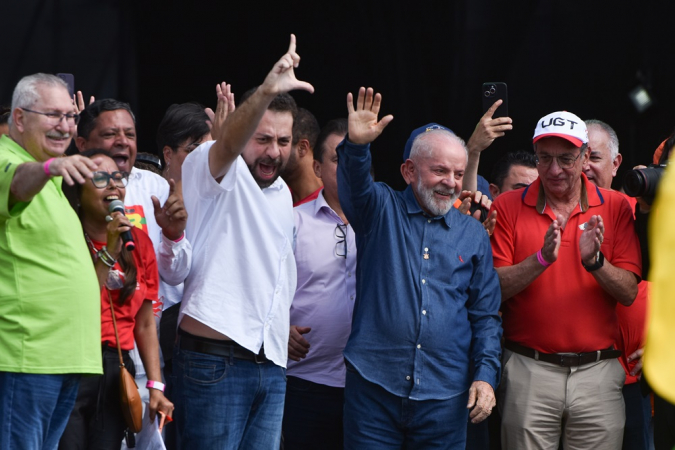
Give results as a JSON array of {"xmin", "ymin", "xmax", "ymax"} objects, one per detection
[{"xmin": 0, "ymin": 135, "xmax": 102, "ymax": 374}]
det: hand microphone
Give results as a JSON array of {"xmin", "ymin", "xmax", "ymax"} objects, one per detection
[{"xmin": 108, "ymin": 200, "xmax": 135, "ymax": 251}]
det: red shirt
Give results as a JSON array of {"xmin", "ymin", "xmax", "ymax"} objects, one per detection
[
  {"xmin": 293, "ymin": 187, "xmax": 322, "ymax": 207},
  {"xmin": 615, "ymin": 192, "xmax": 648, "ymax": 384},
  {"xmin": 90, "ymin": 228, "xmax": 159, "ymax": 351},
  {"xmin": 490, "ymin": 175, "xmax": 642, "ymax": 354}
]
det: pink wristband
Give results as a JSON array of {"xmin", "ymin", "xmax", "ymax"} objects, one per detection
[
  {"xmin": 43, "ymin": 158, "xmax": 55, "ymax": 176},
  {"xmin": 536, "ymin": 249, "xmax": 552, "ymax": 268},
  {"xmin": 146, "ymin": 380, "xmax": 165, "ymax": 392}
]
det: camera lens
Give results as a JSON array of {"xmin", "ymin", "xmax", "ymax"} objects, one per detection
[
  {"xmin": 484, "ymin": 91, "xmax": 490, "ymax": 97},
  {"xmin": 622, "ymin": 165, "xmax": 665, "ymax": 202}
]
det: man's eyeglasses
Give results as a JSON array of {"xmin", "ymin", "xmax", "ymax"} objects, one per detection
[
  {"xmin": 91, "ymin": 171, "xmax": 129, "ymax": 189},
  {"xmin": 334, "ymin": 224, "xmax": 347, "ymax": 259},
  {"xmin": 21, "ymin": 108, "xmax": 80, "ymax": 125},
  {"xmin": 535, "ymin": 151, "xmax": 583, "ymax": 169}
]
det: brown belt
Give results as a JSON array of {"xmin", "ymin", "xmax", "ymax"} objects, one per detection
[{"xmin": 505, "ymin": 341, "xmax": 621, "ymax": 367}]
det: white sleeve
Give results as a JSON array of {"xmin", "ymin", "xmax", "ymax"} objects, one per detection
[{"xmin": 157, "ymin": 232, "xmax": 192, "ymax": 286}]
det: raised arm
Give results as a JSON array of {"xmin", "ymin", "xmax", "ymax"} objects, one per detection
[
  {"xmin": 208, "ymin": 34, "xmax": 314, "ymax": 179},
  {"xmin": 464, "ymin": 100, "xmax": 512, "ymax": 192}
]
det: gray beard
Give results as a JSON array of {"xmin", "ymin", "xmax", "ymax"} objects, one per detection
[{"xmin": 416, "ymin": 177, "xmax": 458, "ymax": 216}]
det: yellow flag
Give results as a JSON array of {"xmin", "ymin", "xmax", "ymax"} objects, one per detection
[{"xmin": 644, "ymin": 164, "xmax": 675, "ymax": 403}]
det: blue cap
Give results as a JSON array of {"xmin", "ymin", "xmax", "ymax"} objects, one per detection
[{"xmin": 403, "ymin": 123, "xmax": 453, "ymax": 161}]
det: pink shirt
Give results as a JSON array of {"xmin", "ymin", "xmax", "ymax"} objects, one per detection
[{"xmin": 287, "ymin": 190, "xmax": 357, "ymax": 387}]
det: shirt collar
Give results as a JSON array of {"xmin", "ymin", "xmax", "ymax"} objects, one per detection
[
  {"xmin": 523, "ymin": 173, "xmax": 604, "ymax": 214},
  {"xmin": 313, "ymin": 189, "xmax": 344, "ymax": 224},
  {"xmin": 265, "ymin": 175, "xmax": 286, "ymax": 192},
  {"xmin": 403, "ymin": 185, "xmax": 453, "ymax": 227}
]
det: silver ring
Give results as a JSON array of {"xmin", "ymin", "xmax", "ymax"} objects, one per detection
[{"xmin": 105, "ymin": 215, "xmax": 113, "ymax": 222}]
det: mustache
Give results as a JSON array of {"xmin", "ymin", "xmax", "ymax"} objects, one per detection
[
  {"xmin": 258, "ymin": 156, "xmax": 282, "ymax": 167},
  {"xmin": 46, "ymin": 131, "xmax": 71, "ymax": 139}
]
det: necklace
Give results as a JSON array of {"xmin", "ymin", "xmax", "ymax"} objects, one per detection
[{"xmin": 84, "ymin": 233, "xmax": 124, "ymax": 290}]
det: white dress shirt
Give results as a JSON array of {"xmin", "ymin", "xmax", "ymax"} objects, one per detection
[{"xmin": 180, "ymin": 141, "xmax": 297, "ymax": 368}]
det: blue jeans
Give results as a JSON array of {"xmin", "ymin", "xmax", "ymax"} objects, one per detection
[
  {"xmin": 0, "ymin": 371, "xmax": 81, "ymax": 450},
  {"xmin": 282, "ymin": 376, "xmax": 344, "ymax": 449},
  {"xmin": 172, "ymin": 345, "xmax": 286, "ymax": 450},
  {"xmin": 344, "ymin": 364, "xmax": 470, "ymax": 449}
]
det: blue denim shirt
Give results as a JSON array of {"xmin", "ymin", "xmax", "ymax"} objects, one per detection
[{"xmin": 337, "ymin": 139, "xmax": 502, "ymax": 401}]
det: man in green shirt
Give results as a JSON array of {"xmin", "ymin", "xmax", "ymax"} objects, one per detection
[{"xmin": 0, "ymin": 73, "xmax": 102, "ymax": 450}]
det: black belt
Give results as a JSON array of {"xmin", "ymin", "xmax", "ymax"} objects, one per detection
[
  {"xmin": 178, "ymin": 329, "xmax": 269, "ymax": 364},
  {"xmin": 505, "ymin": 341, "xmax": 621, "ymax": 367}
]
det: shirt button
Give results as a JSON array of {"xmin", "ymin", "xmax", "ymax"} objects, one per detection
[
  {"xmin": 350, "ymin": 295, "xmax": 355, "ymax": 300},
  {"xmin": 406, "ymin": 376, "xmax": 411, "ymax": 381},
  {"xmin": 424, "ymin": 247, "xmax": 429, "ymax": 252},
  {"xmin": 417, "ymin": 344, "xmax": 421, "ymax": 349},
  {"xmin": 348, "ymin": 272, "xmax": 352, "ymax": 277},
  {"xmin": 422, "ymin": 279, "xmax": 426, "ymax": 284},
  {"xmin": 422, "ymin": 310, "xmax": 427, "ymax": 315},
  {"xmin": 427, "ymin": 219, "xmax": 431, "ymax": 223}
]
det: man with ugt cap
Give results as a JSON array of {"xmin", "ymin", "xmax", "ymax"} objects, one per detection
[{"xmin": 489, "ymin": 111, "xmax": 642, "ymax": 450}]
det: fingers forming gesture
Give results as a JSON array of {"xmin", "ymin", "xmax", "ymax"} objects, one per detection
[
  {"xmin": 261, "ymin": 34, "xmax": 314, "ymax": 96},
  {"xmin": 346, "ymin": 87, "xmax": 394, "ymax": 145}
]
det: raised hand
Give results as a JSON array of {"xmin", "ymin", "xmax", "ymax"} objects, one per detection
[
  {"xmin": 579, "ymin": 215, "xmax": 604, "ymax": 264},
  {"xmin": 541, "ymin": 214, "xmax": 563, "ymax": 264},
  {"xmin": 73, "ymin": 91, "xmax": 95, "ymax": 114},
  {"xmin": 210, "ymin": 82, "xmax": 236, "ymax": 140},
  {"xmin": 152, "ymin": 179, "xmax": 187, "ymax": 241},
  {"xmin": 346, "ymin": 87, "xmax": 394, "ymax": 145},
  {"xmin": 260, "ymin": 34, "xmax": 314, "ymax": 96},
  {"xmin": 467, "ymin": 100, "xmax": 513, "ymax": 154}
]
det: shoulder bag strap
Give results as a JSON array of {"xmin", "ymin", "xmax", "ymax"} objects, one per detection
[{"xmin": 106, "ymin": 287, "xmax": 126, "ymax": 368}]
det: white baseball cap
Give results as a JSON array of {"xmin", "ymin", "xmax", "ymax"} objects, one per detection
[{"xmin": 533, "ymin": 111, "xmax": 588, "ymax": 147}]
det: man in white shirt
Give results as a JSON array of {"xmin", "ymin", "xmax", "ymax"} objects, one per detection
[{"xmin": 175, "ymin": 34, "xmax": 314, "ymax": 448}]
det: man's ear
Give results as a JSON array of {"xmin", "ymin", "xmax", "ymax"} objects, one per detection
[
  {"xmin": 612, "ymin": 153, "xmax": 623, "ymax": 177},
  {"xmin": 400, "ymin": 160, "xmax": 415, "ymax": 185},
  {"xmin": 489, "ymin": 183, "xmax": 501, "ymax": 199},
  {"xmin": 75, "ymin": 136, "xmax": 87, "ymax": 152},
  {"xmin": 163, "ymin": 146, "xmax": 173, "ymax": 166},
  {"xmin": 12, "ymin": 108, "xmax": 25, "ymax": 133},
  {"xmin": 313, "ymin": 159, "xmax": 322, "ymax": 179},
  {"xmin": 297, "ymin": 139, "xmax": 311, "ymax": 158}
]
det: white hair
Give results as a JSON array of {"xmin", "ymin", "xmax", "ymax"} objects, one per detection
[
  {"xmin": 409, "ymin": 128, "xmax": 468, "ymax": 162},
  {"xmin": 9, "ymin": 73, "xmax": 69, "ymax": 127},
  {"xmin": 585, "ymin": 119, "xmax": 619, "ymax": 160}
]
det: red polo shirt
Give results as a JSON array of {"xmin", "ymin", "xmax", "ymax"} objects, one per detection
[{"xmin": 490, "ymin": 174, "xmax": 641, "ymax": 354}]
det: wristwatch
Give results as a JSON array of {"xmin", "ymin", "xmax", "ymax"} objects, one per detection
[{"xmin": 582, "ymin": 251, "xmax": 604, "ymax": 272}]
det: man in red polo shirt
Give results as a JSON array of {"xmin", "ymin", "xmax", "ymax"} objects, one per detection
[{"xmin": 490, "ymin": 111, "xmax": 642, "ymax": 450}]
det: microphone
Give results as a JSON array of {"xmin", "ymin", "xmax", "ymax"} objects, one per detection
[{"xmin": 108, "ymin": 200, "xmax": 135, "ymax": 251}]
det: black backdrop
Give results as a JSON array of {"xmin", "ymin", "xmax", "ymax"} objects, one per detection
[{"xmin": 3, "ymin": 0, "xmax": 674, "ymax": 190}]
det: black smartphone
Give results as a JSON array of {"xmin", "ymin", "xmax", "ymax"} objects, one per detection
[
  {"xmin": 482, "ymin": 82, "xmax": 508, "ymax": 118},
  {"xmin": 56, "ymin": 73, "xmax": 75, "ymax": 97}
]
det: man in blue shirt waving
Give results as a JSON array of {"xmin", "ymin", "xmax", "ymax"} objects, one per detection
[{"xmin": 337, "ymin": 87, "xmax": 502, "ymax": 449}]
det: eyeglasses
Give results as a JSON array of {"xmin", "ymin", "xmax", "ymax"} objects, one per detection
[
  {"xmin": 535, "ymin": 151, "xmax": 583, "ymax": 169},
  {"xmin": 91, "ymin": 171, "xmax": 129, "ymax": 188},
  {"xmin": 21, "ymin": 108, "xmax": 80, "ymax": 125},
  {"xmin": 334, "ymin": 224, "xmax": 347, "ymax": 258}
]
